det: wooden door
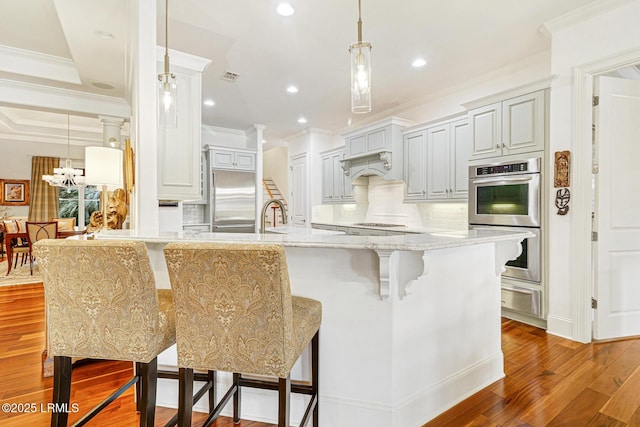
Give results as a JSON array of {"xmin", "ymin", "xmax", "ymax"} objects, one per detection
[
  {"xmin": 289, "ymin": 154, "xmax": 307, "ymax": 227},
  {"xmin": 593, "ymin": 76, "xmax": 640, "ymax": 339}
]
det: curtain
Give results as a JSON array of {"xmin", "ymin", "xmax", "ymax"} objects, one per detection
[{"xmin": 29, "ymin": 157, "xmax": 60, "ymax": 221}]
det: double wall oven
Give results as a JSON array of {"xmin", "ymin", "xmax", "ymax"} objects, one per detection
[{"xmin": 468, "ymin": 157, "xmax": 544, "ymax": 322}]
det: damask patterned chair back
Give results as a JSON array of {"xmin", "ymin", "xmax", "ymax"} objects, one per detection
[
  {"xmin": 33, "ymin": 239, "xmax": 176, "ymax": 427},
  {"xmin": 33, "ymin": 239, "xmax": 175, "ymax": 362},
  {"xmin": 165, "ymin": 242, "xmax": 298, "ymax": 377},
  {"xmin": 164, "ymin": 242, "xmax": 321, "ymax": 426}
]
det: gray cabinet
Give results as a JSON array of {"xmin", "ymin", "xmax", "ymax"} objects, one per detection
[
  {"xmin": 209, "ymin": 147, "xmax": 256, "ymax": 171},
  {"xmin": 342, "ymin": 117, "xmax": 413, "ymax": 181},
  {"xmin": 403, "ymin": 117, "xmax": 470, "ymax": 202},
  {"xmin": 469, "ymin": 90, "xmax": 546, "ymax": 160},
  {"xmin": 321, "ymin": 148, "xmax": 354, "ymax": 204}
]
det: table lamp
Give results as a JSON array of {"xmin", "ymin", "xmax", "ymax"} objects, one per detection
[{"xmin": 84, "ymin": 147, "xmax": 123, "ymax": 231}]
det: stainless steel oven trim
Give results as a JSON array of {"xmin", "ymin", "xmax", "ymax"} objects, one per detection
[
  {"xmin": 469, "ymin": 157, "xmax": 541, "ymax": 179},
  {"xmin": 469, "ymin": 172, "xmax": 541, "ymax": 227},
  {"xmin": 470, "ymin": 225, "xmax": 541, "ymax": 283}
]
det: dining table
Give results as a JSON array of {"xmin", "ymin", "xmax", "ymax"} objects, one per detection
[{"xmin": 4, "ymin": 229, "xmax": 87, "ymax": 275}]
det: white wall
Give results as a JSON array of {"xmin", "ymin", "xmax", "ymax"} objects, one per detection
[
  {"xmin": 0, "ymin": 138, "xmax": 86, "ymax": 218},
  {"xmin": 202, "ymin": 125, "xmax": 249, "ymax": 149},
  {"xmin": 544, "ymin": 0, "xmax": 640, "ymax": 341},
  {"xmin": 263, "ymin": 146, "xmax": 289, "ymax": 201}
]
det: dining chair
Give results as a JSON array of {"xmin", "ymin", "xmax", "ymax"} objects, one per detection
[
  {"xmin": 51, "ymin": 217, "xmax": 76, "ymax": 231},
  {"xmin": 2, "ymin": 219, "xmax": 29, "ymax": 274},
  {"xmin": 25, "ymin": 221, "xmax": 58, "ymax": 275}
]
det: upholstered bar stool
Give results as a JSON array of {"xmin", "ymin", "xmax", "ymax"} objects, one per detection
[
  {"xmin": 33, "ymin": 239, "xmax": 176, "ymax": 427},
  {"xmin": 164, "ymin": 242, "xmax": 322, "ymax": 427}
]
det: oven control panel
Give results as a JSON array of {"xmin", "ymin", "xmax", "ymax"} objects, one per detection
[{"xmin": 471, "ymin": 158, "xmax": 540, "ymax": 178}]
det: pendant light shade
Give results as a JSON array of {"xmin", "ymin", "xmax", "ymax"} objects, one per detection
[
  {"xmin": 350, "ymin": 0, "xmax": 372, "ymax": 114},
  {"xmin": 158, "ymin": 0, "xmax": 177, "ymax": 126}
]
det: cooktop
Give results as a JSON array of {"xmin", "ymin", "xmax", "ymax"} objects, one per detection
[{"xmin": 353, "ymin": 223, "xmax": 407, "ymax": 228}]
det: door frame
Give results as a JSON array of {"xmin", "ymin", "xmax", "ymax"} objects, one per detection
[{"xmin": 572, "ymin": 48, "xmax": 640, "ymax": 343}]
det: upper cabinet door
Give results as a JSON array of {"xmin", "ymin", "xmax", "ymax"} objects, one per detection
[
  {"xmin": 502, "ymin": 90, "xmax": 546, "ymax": 156},
  {"xmin": 234, "ymin": 152, "xmax": 256, "ymax": 170},
  {"xmin": 450, "ymin": 119, "xmax": 471, "ymax": 199},
  {"xmin": 426, "ymin": 124, "xmax": 450, "ymax": 200},
  {"xmin": 469, "ymin": 102, "xmax": 502, "ymax": 160},
  {"xmin": 403, "ymin": 131, "xmax": 427, "ymax": 200},
  {"xmin": 211, "ymin": 149, "xmax": 235, "ymax": 168}
]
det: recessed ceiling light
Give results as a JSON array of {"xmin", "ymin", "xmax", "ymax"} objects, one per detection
[
  {"xmin": 262, "ymin": 139, "xmax": 267, "ymax": 144},
  {"xmin": 286, "ymin": 85, "xmax": 298, "ymax": 93},
  {"xmin": 204, "ymin": 99, "xmax": 215, "ymax": 107},
  {"xmin": 277, "ymin": 3, "xmax": 295, "ymax": 16},
  {"xmin": 297, "ymin": 117, "xmax": 307, "ymax": 124},
  {"xmin": 412, "ymin": 58, "xmax": 427, "ymax": 68}
]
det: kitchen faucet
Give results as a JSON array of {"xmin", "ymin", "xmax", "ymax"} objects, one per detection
[{"xmin": 260, "ymin": 198, "xmax": 288, "ymax": 233}]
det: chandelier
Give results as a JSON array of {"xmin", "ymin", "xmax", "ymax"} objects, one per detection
[{"xmin": 42, "ymin": 115, "xmax": 86, "ymax": 192}]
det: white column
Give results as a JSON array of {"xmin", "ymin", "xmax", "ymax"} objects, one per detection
[
  {"xmin": 99, "ymin": 116, "xmax": 125, "ymax": 148},
  {"xmin": 253, "ymin": 124, "xmax": 266, "ymax": 229},
  {"xmin": 128, "ymin": 0, "xmax": 159, "ymax": 234}
]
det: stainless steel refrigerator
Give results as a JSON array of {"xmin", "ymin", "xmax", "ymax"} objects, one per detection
[{"xmin": 209, "ymin": 170, "xmax": 256, "ymax": 232}]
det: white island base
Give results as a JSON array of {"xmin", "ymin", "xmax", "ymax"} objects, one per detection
[{"xmin": 95, "ymin": 229, "xmax": 526, "ymax": 426}]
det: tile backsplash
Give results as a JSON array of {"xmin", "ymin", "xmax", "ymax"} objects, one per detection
[
  {"xmin": 313, "ymin": 176, "xmax": 468, "ymax": 230},
  {"xmin": 183, "ymin": 203, "xmax": 207, "ymax": 224}
]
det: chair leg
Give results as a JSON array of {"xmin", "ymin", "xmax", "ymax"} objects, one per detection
[
  {"xmin": 29, "ymin": 253, "xmax": 33, "ymax": 275},
  {"xmin": 51, "ymin": 356, "xmax": 72, "ymax": 427},
  {"xmin": 178, "ymin": 368, "xmax": 194, "ymax": 427},
  {"xmin": 278, "ymin": 375, "xmax": 291, "ymax": 427},
  {"xmin": 138, "ymin": 358, "xmax": 158, "ymax": 427},
  {"xmin": 207, "ymin": 370, "xmax": 217, "ymax": 412},
  {"xmin": 233, "ymin": 373, "xmax": 241, "ymax": 424},
  {"xmin": 134, "ymin": 362, "xmax": 143, "ymax": 413},
  {"xmin": 312, "ymin": 331, "xmax": 319, "ymax": 426}
]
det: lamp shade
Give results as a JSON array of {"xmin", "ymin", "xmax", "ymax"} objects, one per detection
[{"xmin": 84, "ymin": 147, "xmax": 123, "ymax": 189}]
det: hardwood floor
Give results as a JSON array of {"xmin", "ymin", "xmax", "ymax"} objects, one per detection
[{"xmin": 4, "ymin": 283, "xmax": 640, "ymax": 426}]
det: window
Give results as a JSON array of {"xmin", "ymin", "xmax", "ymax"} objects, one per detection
[{"xmin": 58, "ymin": 186, "xmax": 100, "ymax": 227}]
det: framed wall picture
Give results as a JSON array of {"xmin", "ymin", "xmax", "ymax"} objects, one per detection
[{"xmin": 1, "ymin": 179, "xmax": 30, "ymax": 206}]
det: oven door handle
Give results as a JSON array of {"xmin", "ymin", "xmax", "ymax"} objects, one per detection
[{"xmin": 470, "ymin": 175, "xmax": 536, "ymax": 185}]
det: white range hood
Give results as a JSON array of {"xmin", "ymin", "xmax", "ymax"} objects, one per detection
[{"xmin": 341, "ymin": 117, "xmax": 414, "ymax": 181}]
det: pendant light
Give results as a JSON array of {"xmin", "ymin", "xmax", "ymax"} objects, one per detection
[
  {"xmin": 42, "ymin": 115, "xmax": 86, "ymax": 192},
  {"xmin": 349, "ymin": 0, "xmax": 372, "ymax": 114},
  {"xmin": 158, "ymin": 0, "xmax": 177, "ymax": 126}
]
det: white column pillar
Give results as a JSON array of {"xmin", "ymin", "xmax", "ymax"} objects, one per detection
[{"xmin": 99, "ymin": 116, "xmax": 125, "ymax": 148}]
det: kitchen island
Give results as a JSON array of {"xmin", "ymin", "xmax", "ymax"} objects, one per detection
[{"xmin": 93, "ymin": 228, "xmax": 530, "ymax": 426}]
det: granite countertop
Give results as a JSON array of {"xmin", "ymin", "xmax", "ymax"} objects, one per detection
[
  {"xmin": 264, "ymin": 226, "xmax": 346, "ymax": 235},
  {"xmin": 93, "ymin": 228, "xmax": 532, "ymax": 252}
]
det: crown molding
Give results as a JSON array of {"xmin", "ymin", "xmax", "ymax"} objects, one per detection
[
  {"xmin": 0, "ymin": 44, "xmax": 81, "ymax": 85},
  {"xmin": 156, "ymin": 47, "xmax": 211, "ymax": 72},
  {"xmin": 542, "ymin": 0, "xmax": 633, "ymax": 36},
  {"xmin": 0, "ymin": 78, "xmax": 131, "ymax": 118}
]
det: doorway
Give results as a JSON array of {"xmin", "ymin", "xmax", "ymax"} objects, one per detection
[{"xmin": 592, "ymin": 73, "xmax": 640, "ymax": 340}]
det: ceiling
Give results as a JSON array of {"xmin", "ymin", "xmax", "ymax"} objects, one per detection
[{"xmin": 0, "ymin": 0, "xmax": 602, "ymax": 145}]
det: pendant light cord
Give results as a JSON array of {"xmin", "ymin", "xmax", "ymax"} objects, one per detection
[
  {"xmin": 67, "ymin": 115, "xmax": 70, "ymax": 158},
  {"xmin": 357, "ymin": 0, "xmax": 363, "ymax": 43}
]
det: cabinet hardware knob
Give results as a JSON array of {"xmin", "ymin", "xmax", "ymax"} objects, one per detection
[
  {"xmin": 496, "ymin": 144, "xmax": 500, "ymax": 149},
  {"xmin": 502, "ymin": 143, "xmax": 506, "ymax": 149}
]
